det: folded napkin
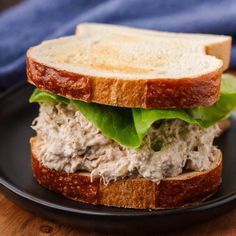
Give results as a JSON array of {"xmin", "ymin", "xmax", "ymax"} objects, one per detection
[{"xmin": 0, "ymin": 0, "xmax": 235, "ymax": 90}]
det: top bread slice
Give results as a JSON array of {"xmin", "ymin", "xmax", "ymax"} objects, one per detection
[
  {"xmin": 27, "ymin": 23, "xmax": 231, "ymax": 109},
  {"xmin": 76, "ymin": 23, "xmax": 231, "ymax": 72}
]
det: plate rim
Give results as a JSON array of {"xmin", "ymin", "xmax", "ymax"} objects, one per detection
[{"xmin": 0, "ymin": 82, "xmax": 236, "ymax": 218}]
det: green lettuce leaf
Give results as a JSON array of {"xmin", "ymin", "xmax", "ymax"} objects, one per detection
[
  {"xmin": 29, "ymin": 74, "xmax": 236, "ymax": 148},
  {"xmin": 133, "ymin": 74, "xmax": 236, "ymax": 139},
  {"xmin": 72, "ymin": 101, "xmax": 140, "ymax": 147},
  {"xmin": 30, "ymin": 89, "xmax": 141, "ymax": 147},
  {"xmin": 29, "ymin": 88, "xmax": 69, "ymax": 105}
]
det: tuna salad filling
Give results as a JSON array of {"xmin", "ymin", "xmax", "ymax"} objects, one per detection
[{"xmin": 32, "ymin": 103, "xmax": 220, "ymax": 184}]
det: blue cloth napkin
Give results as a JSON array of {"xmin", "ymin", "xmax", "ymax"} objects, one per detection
[{"xmin": 0, "ymin": 0, "xmax": 236, "ymax": 90}]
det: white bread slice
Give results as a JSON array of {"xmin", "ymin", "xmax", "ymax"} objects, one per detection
[
  {"xmin": 76, "ymin": 23, "xmax": 231, "ymax": 71},
  {"xmin": 27, "ymin": 23, "xmax": 231, "ymax": 108},
  {"xmin": 31, "ymin": 136, "xmax": 222, "ymax": 209}
]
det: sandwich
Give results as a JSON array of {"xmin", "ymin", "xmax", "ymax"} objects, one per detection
[{"xmin": 27, "ymin": 23, "xmax": 236, "ymax": 209}]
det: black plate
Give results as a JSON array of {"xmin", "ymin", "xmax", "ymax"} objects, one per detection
[{"xmin": 0, "ymin": 83, "xmax": 236, "ymax": 234}]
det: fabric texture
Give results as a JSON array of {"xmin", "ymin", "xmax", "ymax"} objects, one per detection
[{"xmin": 0, "ymin": 0, "xmax": 235, "ymax": 90}]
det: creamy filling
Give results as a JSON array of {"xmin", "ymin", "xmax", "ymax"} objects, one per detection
[{"xmin": 32, "ymin": 103, "xmax": 220, "ymax": 184}]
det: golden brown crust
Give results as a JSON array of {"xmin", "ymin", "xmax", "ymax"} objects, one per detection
[
  {"xmin": 154, "ymin": 164, "xmax": 222, "ymax": 208},
  {"xmin": 31, "ymin": 154, "xmax": 99, "ymax": 204},
  {"xmin": 27, "ymin": 56, "xmax": 222, "ymax": 109},
  {"xmin": 31, "ymin": 137, "xmax": 222, "ymax": 209},
  {"xmin": 98, "ymin": 178, "xmax": 157, "ymax": 209},
  {"xmin": 146, "ymin": 71, "xmax": 221, "ymax": 108}
]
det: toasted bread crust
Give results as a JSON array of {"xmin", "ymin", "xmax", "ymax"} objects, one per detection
[
  {"xmin": 27, "ymin": 57, "xmax": 221, "ymax": 108},
  {"xmin": 31, "ymin": 137, "xmax": 222, "ymax": 209}
]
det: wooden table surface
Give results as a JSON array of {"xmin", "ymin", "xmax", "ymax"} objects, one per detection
[{"xmin": 0, "ymin": 191, "xmax": 235, "ymax": 236}]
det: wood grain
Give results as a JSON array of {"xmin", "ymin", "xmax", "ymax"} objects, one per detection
[{"xmin": 0, "ymin": 192, "xmax": 235, "ymax": 236}]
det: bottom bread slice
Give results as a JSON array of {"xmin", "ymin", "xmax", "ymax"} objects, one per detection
[{"xmin": 31, "ymin": 137, "xmax": 222, "ymax": 209}]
